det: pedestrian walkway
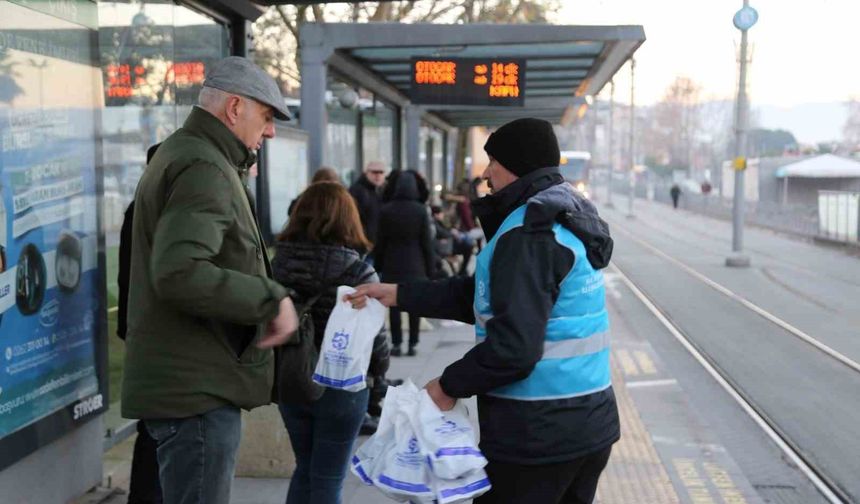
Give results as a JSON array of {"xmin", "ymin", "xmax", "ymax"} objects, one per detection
[{"xmin": 89, "ymin": 293, "xmax": 765, "ymax": 503}]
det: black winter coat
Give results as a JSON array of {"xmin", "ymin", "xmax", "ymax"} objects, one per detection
[
  {"xmin": 398, "ymin": 167, "xmax": 619, "ymax": 465},
  {"xmin": 375, "ymin": 171, "xmax": 435, "ymax": 283},
  {"xmin": 117, "ymin": 143, "xmax": 161, "ymax": 340},
  {"xmin": 271, "ymin": 241, "xmax": 389, "ymax": 378},
  {"xmin": 349, "ymin": 175, "xmax": 382, "ymax": 243}
]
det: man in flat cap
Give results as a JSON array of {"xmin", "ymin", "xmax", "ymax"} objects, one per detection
[
  {"xmin": 122, "ymin": 56, "xmax": 298, "ymax": 504},
  {"xmin": 349, "ymin": 118, "xmax": 619, "ymax": 504}
]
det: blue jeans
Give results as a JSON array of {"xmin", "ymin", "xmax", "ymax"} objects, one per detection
[
  {"xmin": 279, "ymin": 388, "xmax": 370, "ymax": 504},
  {"xmin": 145, "ymin": 405, "xmax": 241, "ymax": 504}
]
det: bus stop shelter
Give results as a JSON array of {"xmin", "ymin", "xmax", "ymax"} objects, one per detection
[{"xmin": 299, "ymin": 22, "xmax": 645, "ymax": 174}]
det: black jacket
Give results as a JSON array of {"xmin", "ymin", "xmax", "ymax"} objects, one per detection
[
  {"xmin": 117, "ymin": 143, "xmax": 161, "ymax": 340},
  {"xmin": 271, "ymin": 241, "xmax": 389, "ymax": 378},
  {"xmin": 116, "ymin": 202, "xmax": 134, "ymax": 340},
  {"xmin": 375, "ymin": 171, "xmax": 435, "ymax": 283},
  {"xmin": 398, "ymin": 167, "xmax": 619, "ymax": 465},
  {"xmin": 349, "ymin": 175, "xmax": 382, "ymax": 243}
]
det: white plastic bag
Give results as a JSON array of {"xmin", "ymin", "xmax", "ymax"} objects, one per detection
[
  {"xmin": 313, "ymin": 285, "xmax": 386, "ymax": 392},
  {"xmin": 412, "ymin": 390, "xmax": 487, "ymax": 480},
  {"xmin": 433, "ymin": 469, "xmax": 492, "ymax": 504},
  {"xmin": 373, "ymin": 382, "xmax": 434, "ymax": 501},
  {"xmin": 351, "ymin": 382, "xmax": 404, "ymax": 486},
  {"xmin": 351, "ymin": 381, "xmax": 492, "ymax": 503}
]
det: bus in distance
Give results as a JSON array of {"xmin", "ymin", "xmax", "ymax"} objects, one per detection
[{"xmin": 559, "ymin": 151, "xmax": 591, "ymax": 198}]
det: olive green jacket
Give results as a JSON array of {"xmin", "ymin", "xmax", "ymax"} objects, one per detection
[{"xmin": 122, "ymin": 107, "xmax": 288, "ymax": 419}]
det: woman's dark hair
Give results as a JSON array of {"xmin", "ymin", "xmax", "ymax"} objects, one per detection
[
  {"xmin": 278, "ymin": 182, "xmax": 371, "ymax": 252},
  {"xmin": 311, "ymin": 167, "xmax": 340, "ymax": 184},
  {"xmin": 382, "ymin": 169, "xmax": 429, "ymax": 203}
]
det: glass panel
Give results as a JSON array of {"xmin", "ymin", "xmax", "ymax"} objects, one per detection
[
  {"xmin": 173, "ymin": 4, "xmax": 230, "ymax": 124},
  {"xmin": 97, "ymin": 0, "xmax": 229, "ymax": 308},
  {"xmin": 361, "ymin": 98, "xmax": 394, "ymax": 172},
  {"xmin": 0, "ymin": 0, "xmax": 101, "ymax": 439},
  {"xmin": 266, "ymin": 130, "xmax": 308, "ymax": 235},
  {"xmin": 325, "ymin": 77, "xmax": 358, "ymax": 184}
]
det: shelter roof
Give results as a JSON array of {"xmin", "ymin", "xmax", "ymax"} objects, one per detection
[
  {"xmin": 301, "ymin": 22, "xmax": 645, "ymax": 128},
  {"xmin": 775, "ymin": 154, "xmax": 860, "ymax": 178}
]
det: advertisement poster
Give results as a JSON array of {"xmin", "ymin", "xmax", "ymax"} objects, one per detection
[{"xmin": 0, "ymin": 0, "xmax": 103, "ymax": 442}]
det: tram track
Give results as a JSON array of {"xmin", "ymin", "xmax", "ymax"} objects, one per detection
[
  {"xmin": 609, "ymin": 222, "xmax": 860, "ymax": 375},
  {"xmin": 605, "ymin": 220, "xmax": 857, "ymax": 503}
]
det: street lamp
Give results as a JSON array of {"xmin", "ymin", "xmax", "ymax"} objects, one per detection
[{"xmin": 726, "ymin": 1, "xmax": 757, "ymax": 268}]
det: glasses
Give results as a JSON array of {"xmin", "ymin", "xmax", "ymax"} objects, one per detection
[{"xmin": 368, "ymin": 170, "xmax": 385, "ymax": 175}]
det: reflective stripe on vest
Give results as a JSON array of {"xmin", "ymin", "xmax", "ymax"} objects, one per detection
[{"xmin": 473, "ymin": 203, "xmax": 611, "ymax": 401}]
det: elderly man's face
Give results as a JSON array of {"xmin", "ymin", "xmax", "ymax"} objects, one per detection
[
  {"xmin": 482, "ymin": 157, "xmax": 518, "ymax": 194},
  {"xmin": 233, "ymin": 96, "xmax": 275, "ymax": 151},
  {"xmin": 365, "ymin": 165, "xmax": 386, "ymax": 187}
]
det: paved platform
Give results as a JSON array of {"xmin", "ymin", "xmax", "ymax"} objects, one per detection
[{"xmin": 88, "ymin": 296, "xmax": 767, "ymax": 503}]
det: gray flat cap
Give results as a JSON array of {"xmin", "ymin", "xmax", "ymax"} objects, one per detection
[{"xmin": 204, "ymin": 56, "xmax": 291, "ymax": 121}]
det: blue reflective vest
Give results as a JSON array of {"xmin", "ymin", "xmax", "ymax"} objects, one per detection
[{"xmin": 474, "ymin": 204, "xmax": 611, "ymax": 401}]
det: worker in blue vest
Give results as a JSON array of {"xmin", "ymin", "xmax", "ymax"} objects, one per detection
[{"xmin": 347, "ymin": 118, "xmax": 619, "ymax": 504}]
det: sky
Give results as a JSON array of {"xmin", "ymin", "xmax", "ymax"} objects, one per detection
[{"xmin": 556, "ymin": 0, "xmax": 860, "ymax": 142}]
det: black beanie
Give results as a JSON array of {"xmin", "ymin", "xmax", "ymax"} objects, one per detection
[{"xmin": 483, "ymin": 118, "xmax": 560, "ymax": 177}]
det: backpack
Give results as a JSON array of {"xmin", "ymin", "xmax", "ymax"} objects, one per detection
[
  {"xmin": 276, "ymin": 292, "xmax": 325, "ymax": 403},
  {"xmin": 275, "ymin": 260, "xmax": 367, "ymax": 403}
]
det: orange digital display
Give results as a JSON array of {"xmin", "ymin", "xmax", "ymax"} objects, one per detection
[
  {"xmin": 104, "ymin": 61, "xmax": 207, "ymax": 100},
  {"xmin": 410, "ymin": 57, "xmax": 525, "ymax": 107}
]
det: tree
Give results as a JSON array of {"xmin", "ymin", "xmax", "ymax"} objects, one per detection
[
  {"xmin": 842, "ymin": 97, "xmax": 860, "ymax": 154},
  {"xmin": 0, "ymin": 48, "xmax": 24, "ymax": 104},
  {"xmin": 747, "ymin": 128, "xmax": 798, "ymax": 157},
  {"xmin": 252, "ymin": 0, "xmax": 560, "ymax": 95},
  {"xmin": 639, "ymin": 76, "xmax": 702, "ymax": 176}
]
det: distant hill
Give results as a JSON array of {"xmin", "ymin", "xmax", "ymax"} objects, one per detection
[{"xmin": 753, "ymin": 102, "xmax": 847, "ymax": 145}]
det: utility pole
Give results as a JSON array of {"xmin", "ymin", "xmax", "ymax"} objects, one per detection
[
  {"xmin": 627, "ymin": 58, "xmax": 636, "ymax": 219},
  {"xmin": 726, "ymin": 0, "xmax": 757, "ymax": 268},
  {"xmin": 605, "ymin": 80, "xmax": 615, "ymax": 208}
]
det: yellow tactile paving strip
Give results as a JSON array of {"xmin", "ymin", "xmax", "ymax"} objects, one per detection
[{"xmin": 596, "ymin": 361, "xmax": 681, "ymax": 504}]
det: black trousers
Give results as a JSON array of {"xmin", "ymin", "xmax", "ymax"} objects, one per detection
[
  {"xmin": 128, "ymin": 420, "xmax": 163, "ymax": 504},
  {"xmin": 389, "ymin": 307, "xmax": 420, "ymax": 348},
  {"xmin": 475, "ymin": 446, "xmax": 612, "ymax": 504}
]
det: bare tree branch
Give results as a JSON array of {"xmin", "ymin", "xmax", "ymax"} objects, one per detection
[{"xmin": 275, "ymin": 6, "xmax": 298, "ymax": 40}]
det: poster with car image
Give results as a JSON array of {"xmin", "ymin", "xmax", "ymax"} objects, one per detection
[{"xmin": 0, "ymin": 1, "xmax": 102, "ymax": 441}]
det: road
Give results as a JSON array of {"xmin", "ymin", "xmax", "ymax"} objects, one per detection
[{"xmin": 600, "ymin": 198, "xmax": 860, "ymax": 503}]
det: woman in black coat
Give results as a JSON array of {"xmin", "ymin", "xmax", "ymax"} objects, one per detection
[
  {"xmin": 271, "ymin": 182, "xmax": 389, "ymax": 504},
  {"xmin": 374, "ymin": 169, "xmax": 434, "ymax": 356}
]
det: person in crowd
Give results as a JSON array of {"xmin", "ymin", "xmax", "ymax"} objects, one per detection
[
  {"xmin": 289, "ymin": 166, "xmax": 341, "ymax": 217},
  {"xmin": 122, "ymin": 56, "xmax": 299, "ymax": 504},
  {"xmin": 670, "ymin": 183, "xmax": 682, "ymax": 209},
  {"xmin": 349, "ymin": 161, "xmax": 387, "ymax": 245},
  {"xmin": 374, "ymin": 169, "xmax": 434, "ymax": 356},
  {"xmin": 347, "ymin": 118, "xmax": 619, "ymax": 504},
  {"xmin": 272, "ymin": 182, "xmax": 390, "ymax": 504},
  {"xmin": 117, "ymin": 143, "xmax": 162, "ymax": 504},
  {"xmin": 431, "ymin": 205, "xmax": 474, "ymax": 277},
  {"xmin": 452, "ymin": 177, "xmax": 485, "ymax": 252}
]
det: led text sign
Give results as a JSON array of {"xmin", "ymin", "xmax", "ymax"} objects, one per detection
[{"xmin": 409, "ymin": 57, "xmax": 526, "ymax": 107}]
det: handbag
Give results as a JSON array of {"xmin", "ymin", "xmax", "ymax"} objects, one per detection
[{"xmin": 276, "ymin": 291, "xmax": 326, "ymax": 403}]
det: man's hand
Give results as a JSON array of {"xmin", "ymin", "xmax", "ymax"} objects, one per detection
[
  {"xmin": 255, "ymin": 297, "xmax": 299, "ymax": 349},
  {"xmin": 344, "ymin": 283, "xmax": 397, "ymax": 309},
  {"xmin": 425, "ymin": 377, "xmax": 456, "ymax": 411}
]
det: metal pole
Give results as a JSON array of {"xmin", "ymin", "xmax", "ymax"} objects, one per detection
[
  {"xmin": 727, "ymin": 0, "xmax": 752, "ymax": 267},
  {"xmin": 627, "ymin": 59, "xmax": 636, "ymax": 219},
  {"xmin": 605, "ymin": 80, "xmax": 615, "ymax": 208}
]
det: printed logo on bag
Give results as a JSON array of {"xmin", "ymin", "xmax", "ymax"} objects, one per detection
[
  {"xmin": 408, "ymin": 436, "xmax": 420, "ymax": 454},
  {"xmin": 434, "ymin": 419, "xmax": 471, "ymax": 436},
  {"xmin": 332, "ymin": 330, "xmax": 350, "ymax": 350},
  {"xmin": 395, "ymin": 436, "xmax": 424, "ymax": 467}
]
